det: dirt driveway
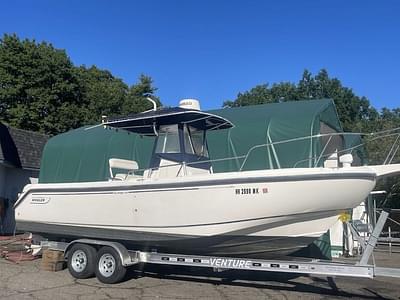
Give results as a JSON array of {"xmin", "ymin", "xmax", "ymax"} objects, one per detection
[{"xmin": 1, "ymin": 250, "xmax": 399, "ymax": 299}]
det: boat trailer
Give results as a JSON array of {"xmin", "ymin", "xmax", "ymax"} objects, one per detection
[{"xmin": 41, "ymin": 211, "xmax": 400, "ymax": 284}]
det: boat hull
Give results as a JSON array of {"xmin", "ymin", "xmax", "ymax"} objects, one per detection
[
  {"xmin": 16, "ymin": 212, "xmax": 338, "ymax": 259},
  {"xmin": 14, "ymin": 167, "xmax": 376, "ymax": 258}
]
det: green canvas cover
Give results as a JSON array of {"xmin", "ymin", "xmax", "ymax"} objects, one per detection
[
  {"xmin": 207, "ymin": 99, "xmax": 342, "ymax": 172},
  {"xmin": 39, "ymin": 99, "xmax": 342, "ymax": 183},
  {"xmin": 39, "ymin": 126, "xmax": 154, "ymax": 183}
]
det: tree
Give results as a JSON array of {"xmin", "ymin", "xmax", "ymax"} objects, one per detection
[
  {"xmin": 0, "ymin": 34, "xmax": 85, "ymax": 135},
  {"xmin": 224, "ymin": 82, "xmax": 298, "ymax": 107},
  {"xmin": 0, "ymin": 34, "xmax": 161, "ymax": 134},
  {"xmin": 74, "ymin": 66, "xmax": 128, "ymax": 124},
  {"xmin": 224, "ymin": 69, "xmax": 378, "ymax": 131},
  {"xmin": 122, "ymin": 74, "xmax": 161, "ymax": 115},
  {"xmin": 363, "ymin": 108, "xmax": 400, "ymax": 208}
]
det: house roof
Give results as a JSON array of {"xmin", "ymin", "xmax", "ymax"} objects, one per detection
[{"xmin": 0, "ymin": 123, "xmax": 48, "ymax": 170}]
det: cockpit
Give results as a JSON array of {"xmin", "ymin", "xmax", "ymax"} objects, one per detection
[
  {"xmin": 104, "ymin": 99, "xmax": 233, "ymax": 179},
  {"xmin": 155, "ymin": 124, "xmax": 208, "ymax": 157},
  {"xmin": 149, "ymin": 123, "xmax": 211, "ymax": 178}
]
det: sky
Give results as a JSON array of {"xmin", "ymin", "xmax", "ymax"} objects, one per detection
[{"xmin": 0, "ymin": 0, "xmax": 399, "ymax": 110}]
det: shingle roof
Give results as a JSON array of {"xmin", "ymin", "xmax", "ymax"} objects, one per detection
[{"xmin": 0, "ymin": 123, "xmax": 48, "ymax": 170}]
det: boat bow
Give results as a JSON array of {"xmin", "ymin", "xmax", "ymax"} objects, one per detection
[{"xmin": 368, "ymin": 163, "xmax": 400, "ymax": 178}]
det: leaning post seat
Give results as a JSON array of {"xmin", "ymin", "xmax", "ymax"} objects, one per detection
[{"xmin": 109, "ymin": 158, "xmax": 139, "ymax": 180}]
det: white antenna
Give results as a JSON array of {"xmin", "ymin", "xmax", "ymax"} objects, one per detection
[{"xmin": 146, "ymin": 97, "xmax": 157, "ymax": 111}]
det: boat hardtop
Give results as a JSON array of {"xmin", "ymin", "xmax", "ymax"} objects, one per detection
[{"xmin": 103, "ymin": 105, "xmax": 234, "ymax": 135}]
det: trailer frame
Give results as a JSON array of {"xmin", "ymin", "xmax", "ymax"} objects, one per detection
[{"xmin": 40, "ymin": 211, "xmax": 400, "ymax": 283}]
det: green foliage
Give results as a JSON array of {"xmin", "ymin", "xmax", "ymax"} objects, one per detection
[
  {"xmin": 122, "ymin": 74, "xmax": 161, "ymax": 115},
  {"xmin": 363, "ymin": 109, "xmax": 400, "ymax": 208},
  {"xmin": 74, "ymin": 66, "xmax": 128, "ymax": 124},
  {"xmin": 0, "ymin": 34, "xmax": 84, "ymax": 134},
  {"xmin": 224, "ymin": 69, "xmax": 378, "ymax": 131},
  {"xmin": 0, "ymin": 34, "xmax": 159, "ymax": 135}
]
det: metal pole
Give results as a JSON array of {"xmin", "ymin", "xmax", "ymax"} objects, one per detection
[
  {"xmin": 359, "ymin": 211, "xmax": 389, "ymax": 266},
  {"xmin": 388, "ymin": 226, "xmax": 392, "ymax": 255},
  {"xmin": 359, "ymin": 210, "xmax": 389, "ymax": 266},
  {"xmin": 366, "ymin": 196, "xmax": 371, "ymax": 234}
]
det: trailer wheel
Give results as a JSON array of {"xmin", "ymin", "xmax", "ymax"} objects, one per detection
[
  {"xmin": 95, "ymin": 246, "xmax": 126, "ymax": 284},
  {"xmin": 67, "ymin": 243, "xmax": 97, "ymax": 279}
]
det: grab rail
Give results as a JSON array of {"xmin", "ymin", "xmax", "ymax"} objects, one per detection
[
  {"xmin": 130, "ymin": 127, "xmax": 400, "ymax": 177},
  {"xmin": 293, "ymin": 131, "xmax": 400, "ymax": 168},
  {"xmin": 238, "ymin": 132, "xmax": 367, "ymax": 171}
]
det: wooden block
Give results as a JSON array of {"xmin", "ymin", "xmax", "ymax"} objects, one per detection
[
  {"xmin": 40, "ymin": 261, "xmax": 65, "ymax": 272},
  {"xmin": 42, "ymin": 249, "xmax": 64, "ymax": 262}
]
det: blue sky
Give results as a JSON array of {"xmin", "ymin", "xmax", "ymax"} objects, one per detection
[{"xmin": 1, "ymin": 0, "xmax": 399, "ymax": 110}]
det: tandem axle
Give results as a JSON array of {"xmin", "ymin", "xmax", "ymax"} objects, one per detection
[{"xmin": 40, "ymin": 211, "xmax": 400, "ymax": 284}]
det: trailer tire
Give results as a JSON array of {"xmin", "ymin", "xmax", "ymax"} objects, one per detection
[
  {"xmin": 67, "ymin": 243, "xmax": 97, "ymax": 279},
  {"xmin": 95, "ymin": 246, "xmax": 126, "ymax": 284}
]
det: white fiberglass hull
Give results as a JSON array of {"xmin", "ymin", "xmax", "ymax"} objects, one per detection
[{"xmin": 14, "ymin": 166, "xmax": 378, "ymax": 257}]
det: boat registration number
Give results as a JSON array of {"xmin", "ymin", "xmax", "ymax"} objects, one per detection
[{"xmin": 235, "ymin": 188, "xmax": 259, "ymax": 195}]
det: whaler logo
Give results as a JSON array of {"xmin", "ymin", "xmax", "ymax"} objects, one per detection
[
  {"xmin": 210, "ymin": 258, "xmax": 252, "ymax": 269},
  {"xmin": 30, "ymin": 197, "xmax": 50, "ymax": 204}
]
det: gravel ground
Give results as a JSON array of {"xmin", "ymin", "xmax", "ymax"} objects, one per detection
[{"xmin": 0, "ymin": 249, "xmax": 399, "ymax": 300}]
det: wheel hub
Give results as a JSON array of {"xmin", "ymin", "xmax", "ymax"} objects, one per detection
[
  {"xmin": 98, "ymin": 254, "xmax": 116, "ymax": 278},
  {"xmin": 71, "ymin": 250, "xmax": 87, "ymax": 272}
]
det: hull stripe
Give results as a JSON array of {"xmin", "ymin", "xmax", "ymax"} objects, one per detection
[
  {"xmin": 15, "ymin": 172, "xmax": 375, "ymax": 208},
  {"xmin": 17, "ymin": 208, "xmax": 340, "ymax": 229}
]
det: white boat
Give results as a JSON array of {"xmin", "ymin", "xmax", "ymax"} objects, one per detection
[{"xmin": 14, "ymin": 99, "xmax": 400, "ymax": 258}]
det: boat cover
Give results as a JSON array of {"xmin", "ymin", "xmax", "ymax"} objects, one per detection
[
  {"xmin": 207, "ymin": 99, "xmax": 344, "ymax": 172},
  {"xmin": 39, "ymin": 126, "xmax": 154, "ymax": 183},
  {"xmin": 39, "ymin": 99, "xmax": 362, "ymax": 183}
]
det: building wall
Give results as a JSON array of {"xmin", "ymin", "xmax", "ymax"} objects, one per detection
[
  {"xmin": 0, "ymin": 164, "xmax": 38, "ymax": 234},
  {"xmin": 0, "ymin": 165, "xmax": 6, "ymax": 233},
  {"xmin": 0, "ymin": 165, "xmax": 6, "ymax": 197},
  {"xmin": 5, "ymin": 166, "xmax": 38, "ymax": 201}
]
